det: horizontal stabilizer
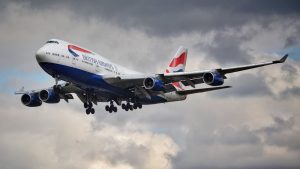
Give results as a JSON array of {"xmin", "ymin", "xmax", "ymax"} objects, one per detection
[{"xmin": 177, "ymin": 86, "xmax": 231, "ymax": 95}]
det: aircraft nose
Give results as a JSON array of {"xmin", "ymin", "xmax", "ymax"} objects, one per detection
[{"xmin": 35, "ymin": 47, "xmax": 45, "ymax": 62}]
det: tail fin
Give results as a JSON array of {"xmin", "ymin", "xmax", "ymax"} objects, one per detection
[
  {"xmin": 165, "ymin": 46, "xmax": 188, "ymax": 73},
  {"xmin": 165, "ymin": 46, "xmax": 188, "ymax": 91}
]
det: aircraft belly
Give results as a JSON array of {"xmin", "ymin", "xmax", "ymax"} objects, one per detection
[{"xmin": 38, "ymin": 62, "xmax": 133, "ymax": 97}]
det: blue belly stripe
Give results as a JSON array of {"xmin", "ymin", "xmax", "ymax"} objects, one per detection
[{"xmin": 38, "ymin": 62, "xmax": 167, "ymax": 104}]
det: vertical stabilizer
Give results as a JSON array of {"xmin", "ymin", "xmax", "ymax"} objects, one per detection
[
  {"xmin": 165, "ymin": 46, "xmax": 188, "ymax": 91},
  {"xmin": 165, "ymin": 46, "xmax": 188, "ymax": 73}
]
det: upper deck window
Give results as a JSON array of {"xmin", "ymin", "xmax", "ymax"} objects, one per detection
[{"xmin": 46, "ymin": 40, "xmax": 59, "ymax": 44}]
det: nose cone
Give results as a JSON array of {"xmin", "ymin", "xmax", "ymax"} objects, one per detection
[{"xmin": 35, "ymin": 47, "xmax": 45, "ymax": 63}]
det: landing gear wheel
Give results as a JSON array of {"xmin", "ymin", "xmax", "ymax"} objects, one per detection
[
  {"xmin": 105, "ymin": 105, "xmax": 109, "ymax": 111},
  {"xmin": 86, "ymin": 108, "xmax": 90, "ymax": 115},
  {"xmin": 90, "ymin": 108, "xmax": 95, "ymax": 114},
  {"xmin": 138, "ymin": 103, "xmax": 142, "ymax": 109},
  {"xmin": 112, "ymin": 106, "xmax": 117, "ymax": 112},
  {"xmin": 133, "ymin": 104, "xmax": 137, "ymax": 109},
  {"xmin": 84, "ymin": 102, "xmax": 88, "ymax": 108}
]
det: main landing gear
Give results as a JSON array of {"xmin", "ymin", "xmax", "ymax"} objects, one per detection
[
  {"xmin": 121, "ymin": 102, "xmax": 142, "ymax": 111},
  {"xmin": 103, "ymin": 101, "xmax": 143, "ymax": 113},
  {"xmin": 84, "ymin": 101, "xmax": 95, "ymax": 115},
  {"xmin": 105, "ymin": 101, "xmax": 117, "ymax": 113}
]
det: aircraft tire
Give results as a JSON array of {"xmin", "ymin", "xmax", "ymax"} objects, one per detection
[
  {"xmin": 84, "ymin": 102, "xmax": 88, "ymax": 108},
  {"xmin": 91, "ymin": 108, "xmax": 95, "ymax": 114},
  {"xmin": 86, "ymin": 108, "xmax": 90, "ymax": 115},
  {"xmin": 105, "ymin": 105, "xmax": 109, "ymax": 111}
]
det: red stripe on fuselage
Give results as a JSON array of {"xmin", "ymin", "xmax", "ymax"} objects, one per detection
[
  {"xmin": 68, "ymin": 45, "xmax": 92, "ymax": 54},
  {"xmin": 169, "ymin": 52, "xmax": 187, "ymax": 67}
]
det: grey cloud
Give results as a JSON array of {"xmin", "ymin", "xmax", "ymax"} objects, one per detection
[
  {"xmin": 210, "ymin": 73, "xmax": 272, "ymax": 97},
  {"xmin": 214, "ymin": 126, "xmax": 260, "ymax": 145},
  {"xmin": 3, "ymin": 0, "xmax": 300, "ymax": 37},
  {"xmin": 256, "ymin": 116, "xmax": 300, "ymax": 151},
  {"xmin": 280, "ymin": 87, "xmax": 300, "ymax": 98},
  {"xmin": 284, "ymin": 25, "xmax": 300, "ymax": 48},
  {"xmin": 200, "ymin": 32, "xmax": 252, "ymax": 64},
  {"xmin": 281, "ymin": 64, "xmax": 299, "ymax": 82}
]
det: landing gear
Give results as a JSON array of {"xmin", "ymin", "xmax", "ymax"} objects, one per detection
[
  {"xmin": 85, "ymin": 101, "xmax": 95, "ymax": 115},
  {"xmin": 105, "ymin": 101, "xmax": 117, "ymax": 113},
  {"xmin": 121, "ymin": 102, "xmax": 142, "ymax": 111},
  {"xmin": 83, "ymin": 88, "xmax": 95, "ymax": 115}
]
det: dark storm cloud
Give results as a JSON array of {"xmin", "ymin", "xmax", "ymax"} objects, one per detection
[
  {"xmin": 284, "ymin": 25, "xmax": 300, "ymax": 47},
  {"xmin": 6, "ymin": 0, "xmax": 300, "ymax": 36},
  {"xmin": 199, "ymin": 32, "xmax": 252, "ymax": 64},
  {"xmin": 257, "ymin": 116, "xmax": 300, "ymax": 151}
]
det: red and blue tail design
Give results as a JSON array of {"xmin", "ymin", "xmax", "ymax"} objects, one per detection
[
  {"xmin": 165, "ymin": 46, "xmax": 188, "ymax": 91},
  {"xmin": 165, "ymin": 46, "xmax": 187, "ymax": 74}
]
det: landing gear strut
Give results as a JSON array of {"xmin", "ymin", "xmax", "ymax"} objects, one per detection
[{"xmin": 84, "ymin": 89, "xmax": 95, "ymax": 115}]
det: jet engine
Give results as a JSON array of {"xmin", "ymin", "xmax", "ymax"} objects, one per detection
[
  {"xmin": 39, "ymin": 89, "xmax": 60, "ymax": 103},
  {"xmin": 21, "ymin": 93, "xmax": 42, "ymax": 107},
  {"xmin": 203, "ymin": 71, "xmax": 224, "ymax": 86},
  {"xmin": 143, "ymin": 77, "xmax": 165, "ymax": 91}
]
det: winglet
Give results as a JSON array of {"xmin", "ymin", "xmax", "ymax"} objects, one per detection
[{"xmin": 273, "ymin": 54, "xmax": 288, "ymax": 63}]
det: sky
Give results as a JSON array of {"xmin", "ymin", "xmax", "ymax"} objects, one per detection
[{"xmin": 0, "ymin": 0, "xmax": 300, "ymax": 169}]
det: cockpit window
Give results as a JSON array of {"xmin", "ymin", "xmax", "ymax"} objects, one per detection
[{"xmin": 46, "ymin": 40, "xmax": 59, "ymax": 44}]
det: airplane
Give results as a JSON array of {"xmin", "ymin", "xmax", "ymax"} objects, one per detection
[{"xmin": 15, "ymin": 39, "xmax": 288, "ymax": 115}]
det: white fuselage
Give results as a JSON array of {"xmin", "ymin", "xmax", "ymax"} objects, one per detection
[{"xmin": 35, "ymin": 39, "xmax": 186, "ymax": 104}]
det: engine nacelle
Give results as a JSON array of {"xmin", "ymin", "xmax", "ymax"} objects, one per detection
[
  {"xmin": 143, "ymin": 77, "xmax": 165, "ymax": 91},
  {"xmin": 21, "ymin": 93, "xmax": 42, "ymax": 107},
  {"xmin": 203, "ymin": 71, "xmax": 224, "ymax": 86},
  {"xmin": 39, "ymin": 89, "xmax": 60, "ymax": 103}
]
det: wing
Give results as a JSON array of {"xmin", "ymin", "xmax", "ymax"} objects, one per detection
[
  {"xmin": 106, "ymin": 54, "xmax": 288, "ymax": 91},
  {"xmin": 161, "ymin": 54, "xmax": 288, "ymax": 85}
]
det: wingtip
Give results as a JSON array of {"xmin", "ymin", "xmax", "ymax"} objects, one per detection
[
  {"xmin": 280, "ymin": 54, "xmax": 288, "ymax": 63},
  {"xmin": 273, "ymin": 54, "xmax": 288, "ymax": 63}
]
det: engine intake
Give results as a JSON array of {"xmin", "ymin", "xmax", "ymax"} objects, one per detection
[
  {"xmin": 143, "ymin": 77, "xmax": 165, "ymax": 91},
  {"xmin": 39, "ymin": 89, "xmax": 60, "ymax": 103},
  {"xmin": 21, "ymin": 93, "xmax": 42, "ymax": 107},
  {"xmin": 203, "ymin": 71, "xmax": 224, "ymax": 86}
]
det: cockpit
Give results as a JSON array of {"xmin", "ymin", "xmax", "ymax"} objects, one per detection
[{"xmin": 46, "ymin": 40, "xmax": 59, "ymax": 44}]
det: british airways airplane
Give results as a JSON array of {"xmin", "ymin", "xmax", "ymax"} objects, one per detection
[{"xmin": 15, "ymin": 39, "xmax": 288, "ymax": 114}]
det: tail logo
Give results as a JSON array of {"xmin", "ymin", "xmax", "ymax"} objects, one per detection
[
  {"xmin": 165, "ymin": 51, "xmax": 187, "ymax": 73},
  {"xmin": 68, "ymin": 45, "xmax": 92, "ymax": 57}
]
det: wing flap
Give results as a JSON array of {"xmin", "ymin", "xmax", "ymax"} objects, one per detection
[{"xmin": 177, "ymin": 86, "xmax": 231, "ymax": 95}]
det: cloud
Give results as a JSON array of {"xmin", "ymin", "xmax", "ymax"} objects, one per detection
[{"xmin": 0, "ymin": 94, "xmax": 178, "ymax": 169}]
